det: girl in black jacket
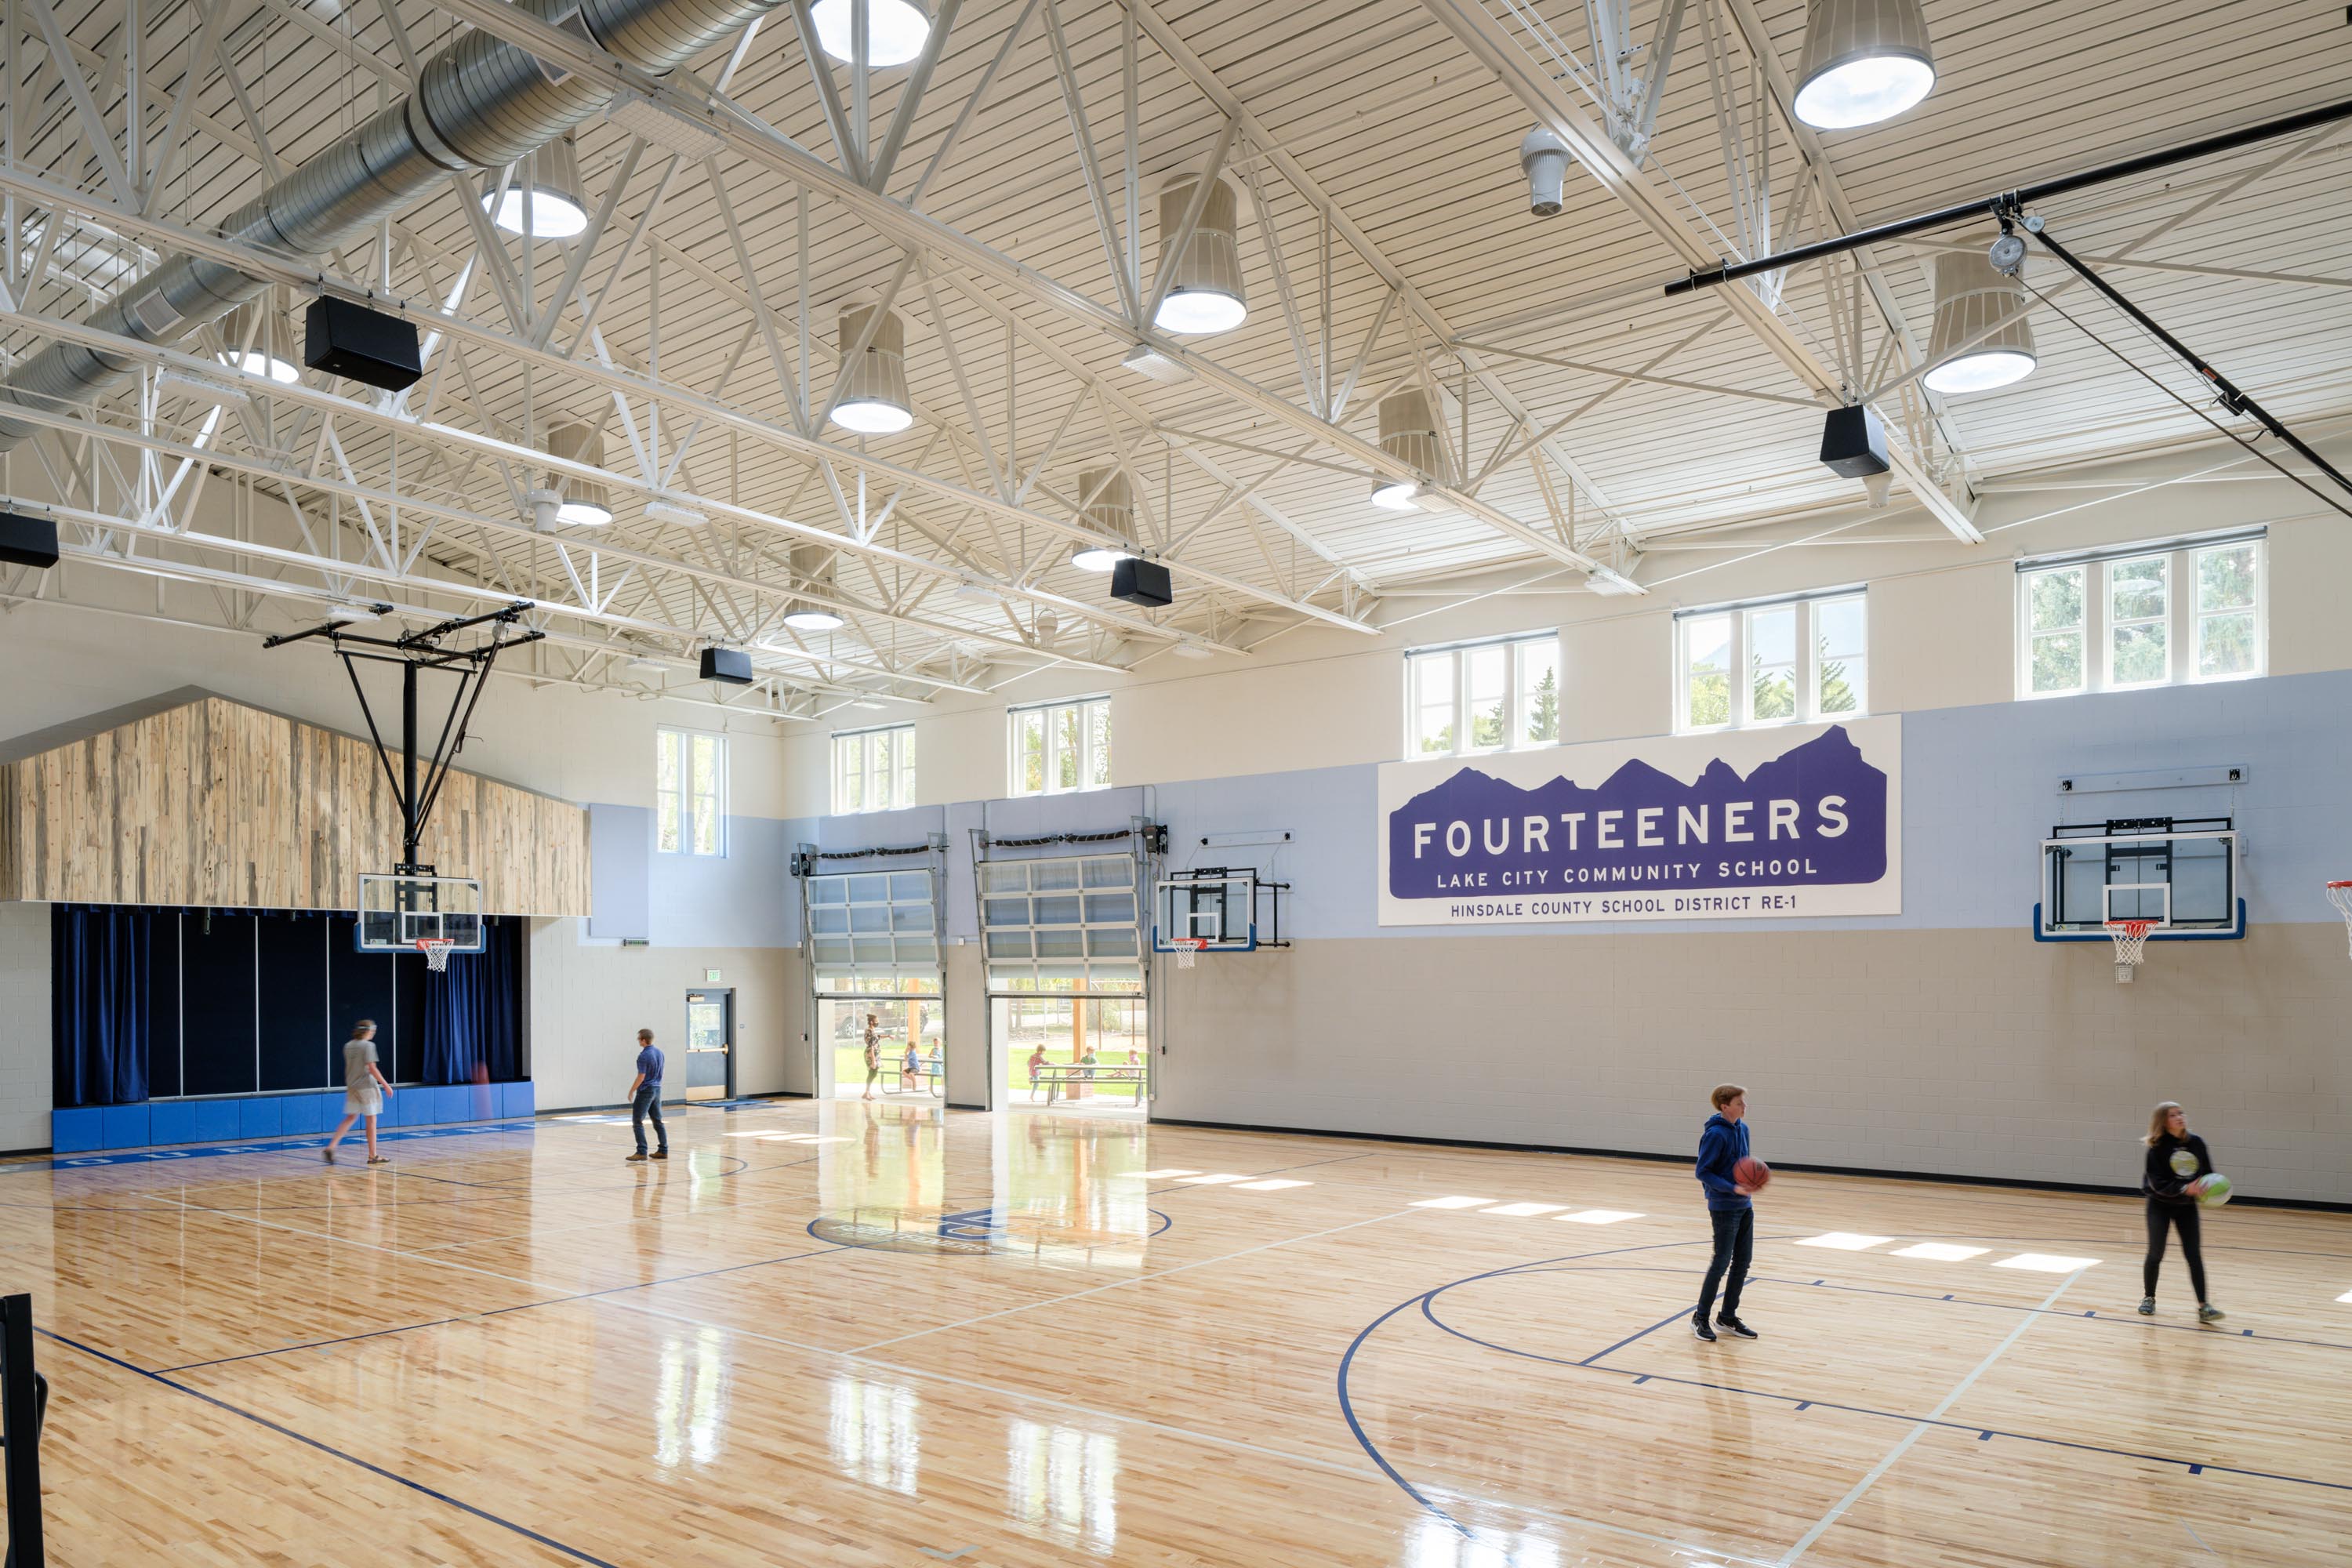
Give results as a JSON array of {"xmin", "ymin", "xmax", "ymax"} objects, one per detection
[{"xmin": 2141, "ymin": 1101, "xmax": 2223, "ymax": 1322}]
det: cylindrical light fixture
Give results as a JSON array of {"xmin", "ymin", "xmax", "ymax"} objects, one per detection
[
  {"xmin": 1070, "ymin": 466, "xmax": 1135, "ymax": 572},
  {"xmin": 1922, "ymin": 254, "xmax": 2037, "ymax": 395},
  {"xmin": 782, "ymin": 542, "xmax": 847, "ymax": 630},
  {"xmin": 1371, "ymin": 388, "xmax": 1444, "ymax": 510},
  {"xmin": 1793, "ymin": 0, "xmax": 1937, "ymax": 130},
  {"xmin": 830, "ymin": 304, "xmax": 914, "ymax": 435},
  {"xmin": 217, "ymin": 299, "xmax": 301, "ymax": 383},
  {"xmin": 485, "ymin": 133, "xmax": 590, "ymax": 240},
  {"xmin": 544, "ymin": 421, "xmax": 614, "ymax": 525},
  {"xmin": 1155, "ymin": 175, "xmax": 1247, "ymax": 336},
  {"xmin": 809, "ymin": 0, "xmax": 932, "ymax": 67}
]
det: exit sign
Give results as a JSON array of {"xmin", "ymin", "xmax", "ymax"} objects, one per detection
[{"xmin": 705, "ymin": 969, "xmax": 721, "ymax": 983}]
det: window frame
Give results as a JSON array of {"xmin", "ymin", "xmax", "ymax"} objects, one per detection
[
  {"xmin": 1399, "ymin": 633, "xmax": 1562, "ymax": 760},
  {"xmin": 1672, "ymin": 588, "xmax": 1868, "ymax": 735},
  {"xmin": 655, "ymin": 727, "xmax": 728, "ymax": 857},
  {"xmin": 1007, "ymin": 697, "xmax": 1112, "ymax": 797},
  {"xmin": 831, "ymin": 724, "xmax": 916, "ymax": 815},
  {"xmin": 2014, "ymin": 531, "xmax": 2266, "ymax": 701}
]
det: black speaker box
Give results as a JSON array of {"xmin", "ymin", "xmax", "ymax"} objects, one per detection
[
  {"xmin": 1818, "ymin": 405, "xmax": 1890, "ymax": 478},
  {"xmin": 1111, "ymin": 557, "xmax": 1173, "ymax": 608},
  {"xmin": 0, "ymin": 510, "xmax": 60, "ymax": 570},
  {"xmin": 699, "ymin": 647, "xmax": 753, "ymax": 684},
  {"xmin": 305, "ymin": 297, "xmax": 424, "ymax": 392}
]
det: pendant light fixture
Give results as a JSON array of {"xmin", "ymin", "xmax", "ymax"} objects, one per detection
[
  {"xmin": 485, "ymin": 133, "xmax": 590, "ymax": 239},
  {"xmin": 217, "ymin": 300, "xmax": 301, "ymax": 384},
  {"xmin": 1792, "ymin": 0, "xmax": 1938, "ymax": 130},
  {"xmin": 809, "ymin": 0, "xmax": 932, "ymax": 67},
  {"xmin": 1155, "ymin": 174, "xmax": 1247, "ymax": 336},
  {"xmin": 829, "ymin": 304, "xmax": 915, "ymax": 435},
  {"xmin": 1371, "ymin": 388, "xmax": 1443, "ymax": 510},
  {"xmin": 1069, "ymin": 466, "xmax": 1136, "ymax": 572},
  {"xmin": 1922, "ymin": 253, "xmax": 2037, "ymax": 395},
  {"xmin": 782, "ymin": 543, "xmax": 848, "ymax": 631},
  {"xmin": 542, "ymin": 421, "xmax": 613, "ymax": 526}
]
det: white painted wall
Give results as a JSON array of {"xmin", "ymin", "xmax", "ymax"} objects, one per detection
[
  {"xmin": 0, "ymin": 905, "xmax": 52, "ymax": 1152},
  {"xmin": 780, "ymin": 470, "xmax": 2352, "ymax": 816}
]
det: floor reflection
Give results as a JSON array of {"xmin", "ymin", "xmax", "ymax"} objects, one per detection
[
  {"xmin": 1007, "ymin": 1417, "xmax": 1118, "ymax": 1553},
  {"xmin": 653, "ymin": 1324, "xmax": 729, "ymax": 1470},
  {"xmin": 829, "ymin": 1374, "xmax": 923, "ymax": 1497}
]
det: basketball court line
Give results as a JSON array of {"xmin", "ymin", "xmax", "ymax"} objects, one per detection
[
  {"xmin": 1776, "ymin": 1266, "xmax": 2088, "ymax": 1563},
  {"xmin": 37, "ymin": 1328, "xmax": 622, "ymax": 1567},
  {"xmin": 847, "ymin": 1206, "xmax": 1421, "ymax": 1354}
]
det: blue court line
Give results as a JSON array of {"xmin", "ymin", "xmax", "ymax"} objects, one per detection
[
  {"xmin": 1413, "ymin": 1276, "xmax": 2352, "ymax": 1497},
  {"xmin": 10, "ymin": 1122, "xmax": 543, "ymax": 1174},
  {"xmin": 38, "ymin": 1328, "xmax": 625, "ymax": 1566},
  {"xmin": 1494, "ymin": 1260, "xmax": 2352, "ymax": 1358}
]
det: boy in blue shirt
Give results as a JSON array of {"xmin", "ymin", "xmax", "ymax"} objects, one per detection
[
  {"xmin": 626, "ymin": 1028, "xmax": 669, "ymax": 1163},
  {"xmin": 1692, "ymin": 1083, "xmax": 1759, "ymax": 1342}
]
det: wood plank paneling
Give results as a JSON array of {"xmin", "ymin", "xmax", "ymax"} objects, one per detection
[{"xmin": 0, "ymin": 696, "xmax": 586, "ymax": 916}]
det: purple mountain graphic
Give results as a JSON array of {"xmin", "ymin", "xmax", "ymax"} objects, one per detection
[{"xmin": 1388, "ymin": 726, "xmax": 1887, "ymax": 899}]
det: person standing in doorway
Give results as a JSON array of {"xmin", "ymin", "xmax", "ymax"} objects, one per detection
[
  {"xmin": 1692, "ymin": 1083, "xmax": 1759, "ymax": 1342},
  {"xmin": 325, "ymin": 1020, "xmax": 392, "ymax": 1165},
  {"xmin": 626, "ymin": 1028, "xmax": 669, "ymax": 1163},
  {"xmin": 1026, "ymin": 1044, "xmax": 1050, "ymax": 1102},
  {"xmin": 2142, "ymin": 1100, "xmax": 2223, "ymax": 1321},
  {"xmin": 862, "ymin": 1014, "xmax": 882, "ymax": 1102}
]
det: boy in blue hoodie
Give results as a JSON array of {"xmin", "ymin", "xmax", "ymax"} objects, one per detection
[{"xmin": 1692, "ymin": 1083, "xmax": 1759, "ymax": 1342}]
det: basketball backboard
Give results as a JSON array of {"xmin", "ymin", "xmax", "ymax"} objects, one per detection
[
  {"xmin": 2034, "ymin": 818, "xmax": 2244, "ymax": 942},
  {"xmin": 1152, "ymin": 867, "xmax": 1290, "ymax": 953},
  {"xmin": 358, "ymin": 873, "xmax": 485, "ymax": 953}
]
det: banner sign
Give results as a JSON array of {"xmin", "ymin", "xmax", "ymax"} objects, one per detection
[{"xmin": 1377, "ymin": 717, "xmax": 1900, "ymax": 926}]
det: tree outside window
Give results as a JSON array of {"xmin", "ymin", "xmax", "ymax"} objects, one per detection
[
  {"xmin": 1401, "ymin": 635, "xmax": 1562, "ymax": 760},
  {"xmin": 657, "ymin": 728, "xmax": 726, "ymax": 855},
  {"xmin": 833, "ymin": 725, "xmax": 915, "ymax": 815},
  {"xmin": 2016, "ymin": 535, "xmax": 2263, "ymax": 700},
  {"xmin": 1010, "ymin": 698, "xmax": 1112, "ymax": 797},
  {"xmin": 1676, "ymin": 593, "xmax": 1865, "ymax": 733}
]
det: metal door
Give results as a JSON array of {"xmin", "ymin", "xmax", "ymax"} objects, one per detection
[{"xmin": 684, "ymin": 989, "xmax": 733, "ymax": 1102}]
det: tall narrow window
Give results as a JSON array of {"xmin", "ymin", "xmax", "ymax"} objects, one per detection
[
  {"xmin": 1675, "ymin": 590, "xmax": 1864, "ymax": 733},
  {"xmin": 1399, "ymin": 634, "xmax": 1562, "ymax": 760},
  {"xmin": 832, "ymin": 725, "xmax": 916, "ymax": 815},
  {"xmin": 2023, "ymin": 564, "xmax": 2088, "ymax": 696},
  {"xmin": 2016, "ymin": 531, "xmax": 2263, "ymax": 699},
  {"xmin": 658, "ymin": 729, "xmax": 727, "ymax": 855},
  {"xmin": 1008, "ymin": 698, "xmax": 1112, "ymax": 797}
]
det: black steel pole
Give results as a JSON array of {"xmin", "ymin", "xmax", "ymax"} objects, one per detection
[
  {"xmin": 401, "ymin": 659, "xmax": 419, "ymax": 870},
  {"xmin": 2026, "ymin": 222, "xmax": 2352, "ymax": 503},
  {"xmin": 1668, "ymin": 96, "xmax": 2352, "ymax": 296},
  {"xmin": 0, "ymin": 1294, "xmax": 47, "ymax": 1568}
]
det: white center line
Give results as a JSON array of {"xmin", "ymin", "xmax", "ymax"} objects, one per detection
[{"xmin": 1778, "ymin": 1267, "xmax": 2087, "ymax": 1565}]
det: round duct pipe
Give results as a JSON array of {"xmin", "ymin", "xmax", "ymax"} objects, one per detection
[{"xmin": 0, "ymin": 0, "xmax": 798, "ymax": 450}]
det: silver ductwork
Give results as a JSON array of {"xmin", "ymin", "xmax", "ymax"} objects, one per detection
[{"xmin": 0, "ymin": 0, "xmax": 788, "ymax": 448}]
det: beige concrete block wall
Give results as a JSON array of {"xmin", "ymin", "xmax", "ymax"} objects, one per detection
[
  {"xmin": 1148, "ymin": 924, "xmax": 2352, "ymax": 1203},
  {"xmin": 0, "ymin": 903, "xmax": 52, "ymax": 1151},
  {"xmin": 526, "ymin": 920, "xmax": 801, "ymax": 1110}
]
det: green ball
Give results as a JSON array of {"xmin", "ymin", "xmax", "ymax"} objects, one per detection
[{"xmin": 2197, "ymin": 1173, "xmax": 2234, "ymax": 1207}]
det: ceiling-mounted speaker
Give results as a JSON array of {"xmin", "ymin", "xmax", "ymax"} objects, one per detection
[
  {"xmin": 699, "ymin": 647, "xmax": 753, "ymax": 684},
  {"xmin": 1111, "ymin": 557, "xmax": 1173, "ymax": 608},
  {"xmin": 304, "ymin": 297, "xmax": 423, "ymax": 392},
  {"xmin": 0, "ymin": 510, "xmax": 60, "ymax": 570}
]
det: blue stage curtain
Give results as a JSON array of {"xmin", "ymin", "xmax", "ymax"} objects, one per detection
[
  {"xmin": 419, "ymin": 918, "xmax": 521, "ymax": 1084},
  {"xmin": 51, "ymin": 906, "xmax": 151, "ymax": 1107}
]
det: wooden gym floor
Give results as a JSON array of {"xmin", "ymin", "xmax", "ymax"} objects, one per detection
[{"xmin": 0, "ymin": 1098, "xmax": 2346, "ymax": 1565}]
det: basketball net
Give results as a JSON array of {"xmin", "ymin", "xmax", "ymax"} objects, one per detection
[
  {"xmin": 2328, "ymin": 881, "xmax": 2352, "ymax": 960},
  {"xmin": 416, "ymin": 938, "xmax": 457, "ymax": 972},
  {"xmin": 2103, "ymin": 920, "xmax": 2153, "ymax": 984},
  {"xmin": 1173, "ymin": 938, "xmax": 1207, "ymax": 971}
]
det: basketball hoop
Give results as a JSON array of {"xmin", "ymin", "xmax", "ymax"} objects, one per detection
[
  {"xmin": 2328, "ymin": 881, "xmax": 2352, "ymax": 959},
  {"xmin": 1172, "ymin": 938, "xmax": 1208, "ymax": 971},
  {"xmin": 415, "ymin": 938, "xmax": 457, "ymax": 972},
  {"xmin": 2103, "ymin": 920, "xmax": 2154, "ymax": 984}
]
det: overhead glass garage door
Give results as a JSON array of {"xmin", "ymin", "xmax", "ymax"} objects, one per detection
[
  {"xmin": 806, "ymin": 869, "xmax": 941, "ymax": 990},
  {"xmin": 979, "ymin": 854, "xmax": 1142, "ymax": 993}
]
